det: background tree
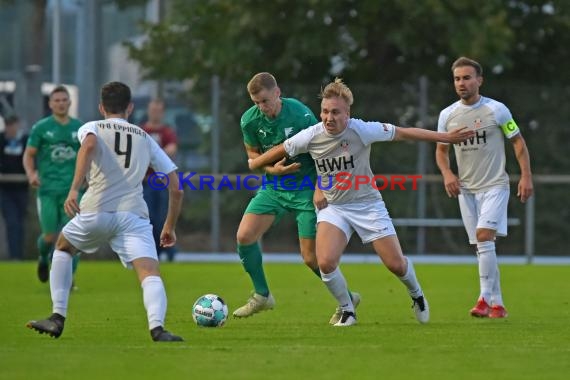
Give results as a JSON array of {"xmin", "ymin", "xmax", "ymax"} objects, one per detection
[
  {"xmin": 127, "ymin": 0, "xmax": 569, "ymax": 87},
  {"xmin": 126, "ymin": 0, "xmax": 569, "ymax": 255}
]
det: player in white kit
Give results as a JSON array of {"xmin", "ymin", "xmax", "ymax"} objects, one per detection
[
  {"xmin": 26, "ymin": 82, "xmax": 184, "ymax": 341},
  {"xmin": 248, "ymin": 78, "xmax": 474, "ymax": 326},
  {"xmin": 435, "ymin": 57, "xmax": 533, "ymax": 318}
]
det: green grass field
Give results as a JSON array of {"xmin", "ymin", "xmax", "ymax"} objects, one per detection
[{"xmin": 1, "ymin": 261, "xmax": 569, "ymax": 380}]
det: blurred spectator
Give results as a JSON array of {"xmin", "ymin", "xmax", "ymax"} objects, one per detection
[
  {"xmin": 0, "ymin": 115, "xmax": 29, "ymax": 260},
  {"xmin": 141, "ymin": 99, "xmax": 179, "ymax": 262}
]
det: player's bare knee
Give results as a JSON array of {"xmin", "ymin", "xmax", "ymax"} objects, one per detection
[
  {"xmin": 385, "ymin": 257, "xmax": 407, "ymax": 277},
  {"xmin": 236, "ymin": 229, "xmax": 256, "ymax": 245},
  {"xmin": 317, "ymin": 258, "xmax": 337, "ymax": 274},
  {"xmin": 236, "ymin": 235, "xmax": 251, "ymax": 245},
  {"xmin": 300, "ymin": 250, "xmax": 317, "ymax": 268},
  {"xmin": 55, "ymin": 233, "xmax": 78, "ymax": 254},
  {"xmin": 132, "ymin": 258, "xmax": 160, "ymax": 281},
  {"xmin": 302, "ymin": 256, "xmax": 317, "ymax": 269},
  {"xmin": 476, "ymin": 229, "xmax": 495, "ymax": 242},
  {"xmin": 43, "ymin": 233, "xmax": 57, "ymax": 244}
]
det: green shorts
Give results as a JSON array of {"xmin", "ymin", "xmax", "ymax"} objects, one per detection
[
  {"xmin": 244, "ymin": 188, "xmax": 316, "ymax": 239},
  {"xmin": 36, "ymin": 192, "xmax": 83, "ymax": 234}
]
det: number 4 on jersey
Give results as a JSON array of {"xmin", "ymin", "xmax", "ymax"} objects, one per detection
[{"xmin": 114, "ymin": 132, "xmax": 132, "ymax": 168}]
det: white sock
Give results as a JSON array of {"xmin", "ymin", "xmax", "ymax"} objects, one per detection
[
  {"xmin": 321, "ymin": 267, "xmax": 353, "ymax": 312},
  {"xmin": 491, "ymin": 265, "xmax": 504, "ymax": 306},
  {"xmin": 141, "ymin": 276, "xmax": 167, "ymax": 330},
  {"xmin": 50, "ymin": 250, "xmax": 73, "ymax": 317},
  {"xmin": 476, "ymin": 241, "xmax": 496, "ymax": 303},
  {"xmin": 398, "ymin": 257, "xmax": 423, "ymax": 299}
]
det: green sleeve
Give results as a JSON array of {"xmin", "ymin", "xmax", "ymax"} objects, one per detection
[
  {"xmin": 305, "ymin": 106, "xmax": 318, "ymax": 125},
  {"xmin": 27, "ymin": 123, "xmax": 42, "ymax": 148},
  {"xmin": 241, "ymin": 120, "xmax": 258, "ymax": 148}
]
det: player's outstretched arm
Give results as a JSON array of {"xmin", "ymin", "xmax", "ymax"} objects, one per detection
[
  {"xmin": 244, "ymin": 143, "xmax": 299, "ymax": 175},
  {"xmin": 394, "ymin": 126, "xmax": 474, "ymax": 144},
  {"xmin": 248, "ymin": 143, "xmax": 287, "ymax": 170}
]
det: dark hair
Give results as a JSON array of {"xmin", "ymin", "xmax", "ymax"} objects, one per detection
[
  {"xmin": 49, "ymin": 85, "xmax": 70, "ymax": 99},
  {"xmin": 4, "ymin": 115, "xmax": 20, "ymax": 126},
  {"xmin": 100, "ymin": 82, "xmax": 131, "ymax": 114},
  {"xmin": 451, "ymin": 57, "xmax": 483, "ymax": 76}
]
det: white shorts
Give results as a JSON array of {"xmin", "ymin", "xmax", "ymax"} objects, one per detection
[
  {"xmin": 458, "ymin": 187, "xmax": 509, "ymax": 244},
  {"xmin": 62, "ymin": 211, "xmax": 157, "ymax": 268},
  {"xmin": 317, "ymin": 200, "xmax": 396, "ymax": 244}
]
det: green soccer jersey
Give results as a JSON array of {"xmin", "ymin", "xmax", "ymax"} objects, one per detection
[
  {"xmin": 27, "ymin": 115, "xmax": 83, "ymax": 195},
  {"xmin": 241, "ymin": 98, "xmax": 318, "ymax": 191}
]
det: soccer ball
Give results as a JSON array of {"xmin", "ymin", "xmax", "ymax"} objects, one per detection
[{"xmin": 192, "ymin": 294, "xmax": 228, "ymax": 327}]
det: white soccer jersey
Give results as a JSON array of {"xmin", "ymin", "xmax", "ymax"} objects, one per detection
[
  {"xmin": 437, "ymin": 96, "xmax": 520, "ymax": 192},
  {"xmin": 77, "ymin": 118, "xmax": 177, "ymax": 217},
  {"xmin": 284, "ymin": 118, "xmax": 395, "ymax": 204}
]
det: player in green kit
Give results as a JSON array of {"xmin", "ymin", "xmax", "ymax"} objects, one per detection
[
  {"xmin": 23, "ymin": 85, "xmax": 83, "ymax": 285},
  {"xmin": 233, "ymin": 72, "xmax": 359, "ymax": 323}
]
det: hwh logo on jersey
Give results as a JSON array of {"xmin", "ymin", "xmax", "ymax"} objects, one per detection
[
  {"xmin": 456, "ymin": 130, "xmax": 486, "ymax": 146},
  {"xmin": 316, "ymin": 155, "xmax": 355, "ymax": 172},
  {"xmin": 50, "ymin": 145, "xmax": 77, "ymax": 162}
]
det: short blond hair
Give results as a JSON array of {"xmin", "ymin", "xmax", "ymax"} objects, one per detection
[
  {"xmin": 320, "ymin": 78, "xmax": 353, "ymax": 106},
  {"xmin": 247, "ymin": 72, "xmax": 277, "ymax": 95}
]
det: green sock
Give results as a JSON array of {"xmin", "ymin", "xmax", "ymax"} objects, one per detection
[
  {"xmin": 72, "ymin": 254, "xmax": 80, "ymax": 275},
  {"xmin": 311, "ymin": 267, "xmax": 321, "ymax": 278},
  {"xmin": 237, "ymin": 242, "xmax": 269, "ymax": 297},
  {"xmin": 37, "ymin": 236, "xmax": 53, "ymax": 264},
  {"xmin": 311, "ymin": 266, "xmax": 354, "ymax": 299}
]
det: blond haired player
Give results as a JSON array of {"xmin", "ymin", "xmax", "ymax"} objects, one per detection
[{"xmin": 249, "ymin": 78, "xmax": 474, "ymax": 326}]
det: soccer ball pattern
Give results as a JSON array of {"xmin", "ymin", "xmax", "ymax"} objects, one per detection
[{"xmin": 192, "ymin": 294, "xmax": 228, "ymax": 327}]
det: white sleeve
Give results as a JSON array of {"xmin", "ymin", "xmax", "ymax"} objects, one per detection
[
  {"xmin": 436, "ymin": 107, "xmax": 453, "ymax": 145},
  {"xmin": 350, "ymin": 118, "xmax": 395, "ymax": 145},
  {"xmin": 148, "ymin": 136, "xmax": 178, "ymax": 174},
  {"xmin": 491, "ymin": 101, "xmax": 520, "ymax": 139},
  {"xmin": 283, "ymin": 123, "xmax": 319, "ymax": 157},
  {"xmin": 493, "ymin": 102, "xmax": 513, "ymax": 126},
  {"xmin": 437, "ymin": 112, "xmax": 448, "ymax": 133},
  {"xmin": 77, "ymin": 122, "xmax": 97, "ymax": 143}
]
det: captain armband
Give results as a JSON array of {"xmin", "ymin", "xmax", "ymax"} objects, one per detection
[{"xmin": 500, "ymin": 119, "xmax": 520, "ymax": 137}]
